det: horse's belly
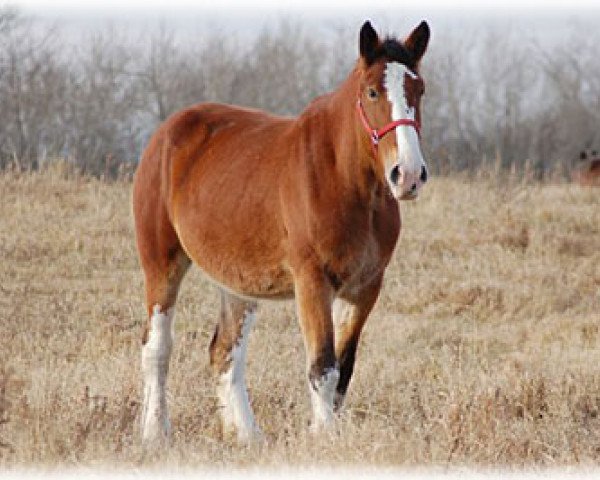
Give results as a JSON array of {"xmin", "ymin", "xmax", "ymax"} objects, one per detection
[
  {"xmin": 197, "ymin": 251, "xmax": 294, "ymax": 300},
  {"xmin": 173, "ymin": 211, "xmax": 294, "ymax": 300}
]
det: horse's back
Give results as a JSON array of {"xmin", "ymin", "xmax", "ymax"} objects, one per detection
[{"xmin": 136, "ymin": 102, "xmax": 291, "ymax": 208}]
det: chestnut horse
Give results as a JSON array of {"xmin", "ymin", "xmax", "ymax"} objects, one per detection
[{"xmin": 133, "ymin": 20, "xmax": 430, "ymax": 443}]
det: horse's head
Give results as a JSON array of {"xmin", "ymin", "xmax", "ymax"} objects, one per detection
[
  {"xmin": 356, "ymin": 20, "xmax": 430, "ymax": 200},
  {"xmin": 573, "ymin": 149, "xmax": 600, "ymax": 186}
]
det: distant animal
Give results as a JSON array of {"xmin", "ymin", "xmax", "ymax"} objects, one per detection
[
  {"xmin": 133, "ymin": 19, "xmax": 430, "ymax": 443},
  {"xmin": 572, "ymin": 150, "xmax": 600, "ymax": 186}
]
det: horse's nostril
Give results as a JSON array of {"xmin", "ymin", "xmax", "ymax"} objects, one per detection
[
  {"xmin": 390, "ymin": 165, "xmax": 400, "ymax": 185},
  {"xmin": 411, "ymin": 183, "xmax": 417, "ymax": 192},
  {"xmin": 420, "ymin": 165, "xmax": 428, "ymax": 183}
]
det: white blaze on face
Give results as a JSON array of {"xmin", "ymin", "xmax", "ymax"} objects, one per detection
[{"xmin": 383, "ymin": 62, "xmax": 427, "ymax": 199}]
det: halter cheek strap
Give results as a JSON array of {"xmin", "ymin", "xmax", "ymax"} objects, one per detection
[{"xmin": 356, "ymin": 98, "xmax": 421, "ymax": 156}]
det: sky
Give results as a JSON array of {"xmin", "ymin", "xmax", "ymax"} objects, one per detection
[
  {"xmin": 10, "ymin": 0, "xmax": 600, "ymax": 14},
  {"xmin": 7, "ymin": 0, "xmax": 600, "ymax": 44}
]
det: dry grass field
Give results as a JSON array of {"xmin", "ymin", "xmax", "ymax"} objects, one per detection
[{"xmin": 0, "ymin": 166, "xmax": 598, "ymax": 469}]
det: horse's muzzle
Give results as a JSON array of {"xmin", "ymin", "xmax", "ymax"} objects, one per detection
[{"xmin": 391, "ymin": 164, "xmax": 428, "ymax": 200}]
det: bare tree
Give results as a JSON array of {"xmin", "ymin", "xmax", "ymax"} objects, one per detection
[
  {"xmin": 137, "ymin": 23, "xmax": 206, "ymax": 123},
  {"xmin": 0, "ymin": 8, "xmax": 67, "ymax": 169},
  {"xmin": 61, "ymin": 26, "xmax": 141, "ymax": 175},
  {"xmin": 229, "ymin": 20, "xmax": 326, "ymax": 115},
  {"xmin": 0, "ymin": 10, "xmax": 598, "ymax": 179}
]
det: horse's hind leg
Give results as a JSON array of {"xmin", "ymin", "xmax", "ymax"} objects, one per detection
[
  {"xmin": 209, "ymin": 290, "xmax": 261, "ymax": 442},
  {"xmin": 135, "ymin": 196, "xmax": 190, "ymax": 443},
  {"xmin": 140, "ymin": 252, "xmax": 190, "ymax": 443}
]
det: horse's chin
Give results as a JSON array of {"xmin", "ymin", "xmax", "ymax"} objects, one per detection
[
  {"xmin": 388, "ymin": 184, "xmax": 419, "ymax": 201},
  {"xmin": 399, "ymin": 191, "xmax": 419, "ymax": 201},
  {"xmin": 385, "ymin": 178, "xmax": 420, "ymax": 201}
]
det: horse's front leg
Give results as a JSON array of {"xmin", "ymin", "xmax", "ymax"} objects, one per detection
[
  {"xmin": 293, "ymin": 262, "xmax": 339, "ymax": 430},
  {"xmin": 332, "ymin": 275, "xmax": 383, "ymax": 411}
]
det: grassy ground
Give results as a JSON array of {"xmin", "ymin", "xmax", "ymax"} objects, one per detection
[{"xmin": 0, "ymin": 167, "xmax": 598, "ymax": 468}]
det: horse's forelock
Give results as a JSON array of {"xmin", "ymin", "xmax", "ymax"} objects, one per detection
[{"xmin": 365, "ymin": 37, "xmax": 416, "ymax": 70}]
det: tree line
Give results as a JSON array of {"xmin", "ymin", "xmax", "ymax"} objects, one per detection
[{"xmin": 1, "ymin": 7, "xmax": 598, "ymax": 179}]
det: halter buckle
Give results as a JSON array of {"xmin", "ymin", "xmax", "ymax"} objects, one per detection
[{"xmin": 370, "ymin": 131, "xmax": 380, "ymax": 146}]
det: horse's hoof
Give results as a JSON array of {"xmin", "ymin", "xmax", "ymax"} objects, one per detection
[
  {"xmin": 141, "ymin": 418, "xmax": 171, "ymax": 447},
  {"xmin": 238, "ymin": 428, "xmax": 266, "ymax": 446},
  {"xmin": 222, "ymin": 423, "xmax": 265, "ymax": 446}
]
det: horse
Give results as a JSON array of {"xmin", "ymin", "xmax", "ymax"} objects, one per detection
[
  {"xmin": 133, "ymin": 20, "xmax": 430, "ymax": 443},
  {"xmin": 572, "ymin": 150, "xmax": 600, "ymax": 186}
]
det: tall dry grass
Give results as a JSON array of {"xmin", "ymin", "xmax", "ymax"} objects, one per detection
[{"xmin": 0, "ymin": 165, "xmax": 598, "ymax": 468}]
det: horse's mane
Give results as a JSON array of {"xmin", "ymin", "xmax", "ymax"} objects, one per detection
[{"xmin": 365, "ymin": 37, "xmax": 416, "ymax": 69}]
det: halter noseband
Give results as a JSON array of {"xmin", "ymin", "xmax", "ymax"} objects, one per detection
[{"xmin": 356, "ymin": 98, "xmax": 421, "ymax": 157}]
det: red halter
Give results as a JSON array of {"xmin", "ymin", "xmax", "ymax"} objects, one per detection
[{"xmin": 356, "ymin": 98, "xmax": 421, "ymax": 157}]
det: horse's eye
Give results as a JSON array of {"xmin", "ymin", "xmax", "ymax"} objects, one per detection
[{"xmin": 367, "ymin": 87, "xmax": 379, "ymax": 101}]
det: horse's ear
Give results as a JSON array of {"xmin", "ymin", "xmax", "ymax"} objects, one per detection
[
  {"xmin": 359, "ymin": 21, "xmax": 379, "ymax": 65},
  {"xmin": 404, "ymin": 21, "xmax": 430, "ymax": 63}
]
